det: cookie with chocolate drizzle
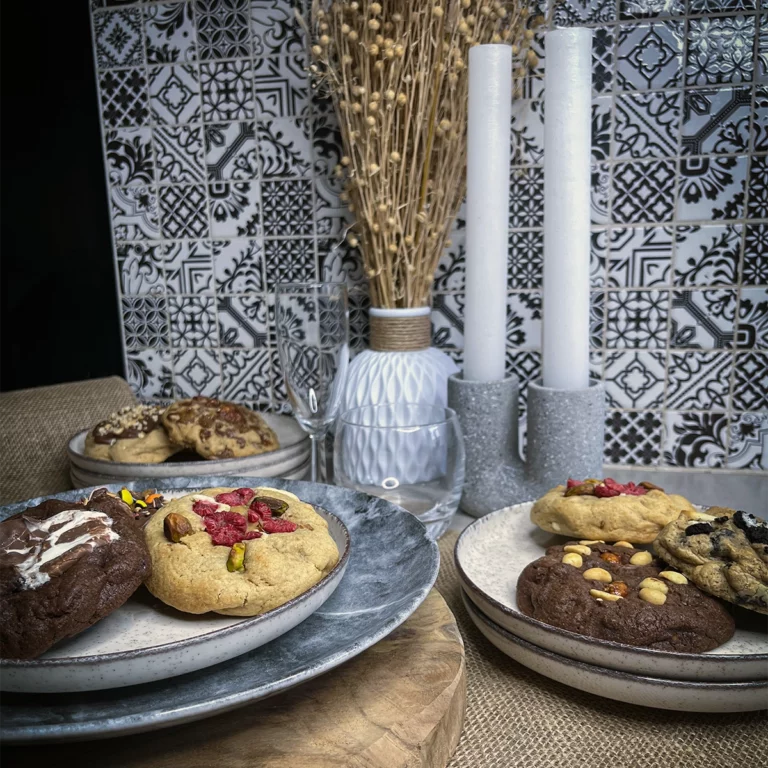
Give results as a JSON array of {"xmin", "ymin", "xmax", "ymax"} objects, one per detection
[{"xmin": 0, "ymin": 488, "xmax": 151, "ymax": 659}]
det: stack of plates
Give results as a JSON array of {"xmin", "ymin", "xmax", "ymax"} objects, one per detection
[
  {"xmin": 455, "ymin": 503, "xmax": 768, "ymax": 713},
  {"xmin": 67, "ymin": 414, "xmax": 311, "ymax": 488}
]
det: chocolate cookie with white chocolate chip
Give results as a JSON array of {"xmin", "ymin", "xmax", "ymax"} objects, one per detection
[{"xmin": 516, "ymin": 541, "xmax": 735, "ymax": 652}]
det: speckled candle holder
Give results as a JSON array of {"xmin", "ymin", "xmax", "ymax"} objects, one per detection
[{"xmin": 526, "ymin": 378, "xmax": 606, "ymax": 490}]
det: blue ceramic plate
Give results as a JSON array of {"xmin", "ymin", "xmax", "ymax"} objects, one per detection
[{"xmin": 0, "ymin": 476, "xmax": 439, "ymax": 743}]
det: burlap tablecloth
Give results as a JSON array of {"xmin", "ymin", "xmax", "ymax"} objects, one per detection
[{"xmin": 437, "ymin": 532, "xmax": 767, "ymax": 768}]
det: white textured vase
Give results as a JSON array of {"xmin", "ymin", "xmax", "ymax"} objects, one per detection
[{"xmin": 341, "ymin": 307, "xmax": 459, "ymax": 482}]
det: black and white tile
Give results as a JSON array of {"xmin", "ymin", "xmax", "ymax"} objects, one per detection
[
  {"xmin": 677, "ymin": 155, "xmax": 748, "ymax": 221},
  {"xmin": 674, "ymin": 224, "xmax": 742, "ymax": 286},
  {"xmin": 94, "ymin": 8, "xmax": 144, "ymax": 69},
  {"xmin": 754, "ymin": 87, "xmax": 768, "ymax": 153},
  {"xmin": 169, "ymin": 295, "xmax": 218, "ymax": 347},
  {"xmin": 257, "ymin": 118, "xmax": 312, "ymax": 178},
  {"xmin": 164, "ymin": 241, "xmax": 214, "ymax": 293},
  {"xmin": 217, "ymin": 295, "xmax": 269, "ymax": 347},
  {"xmin": 727, "ymin": 413, "xmax": 768, "ymax": 470},
  {"xmin": 617, "ymin": 20, "xmax": 684, "ymax": 92},
  {"xmin": 591, "ymin": 163, "xmax": 611, "ymax": 225},
  {"xmin": 591, "ymin": 25, "xmax": 614, "ymax": 95},
  {"xmin": 553, "ymin": 0, "xmax": 616, "ymax": 26},
  {"xmin": 613, "ymin": 91, "xmax": 681, "ymax": 160},
  {"xmin": 253, "ymin": 55, "xmax": 309, "ymax": 118},
  {"xmin": 732, "ymin": 352, "xmax": 768, "ymax": 412},
  {"xmin": 681, "ymin": 87, "xmax": 752, "ymax": 155},
  {"xmin": 264, "ymin": 238, "xmax": 316, "ymax": 288},
  {"xmin": 173, "ymin": 348, "xmax": 221, "ymax": 397},
  {"xmin": 311, "ymin": 109, "xmax": 343, "ymax": 177},
  {"xmin": 111, "ymin": 186, "xmax": 160, "ymax": 239},
  {"xmin": 220, "ymin": 348, "xmax": 273, "ymax": 405},
  {"xmin": 154, "ymin": 123, "xmax": 206, "ymax": 182},
  {"xmin": 606, "ymin": 290, "xmax": 669, "ymax": 348},
  {"xmin": 148, "ymin": 64, "xmax": 202, "ymax": 124},
  {"xmin": 603, "ymin": 350, "xmax": 665, "ymax": 409},
  {"xmin": 126, "ymin": 348, "xmax": 174, "ymax": 400},
  {"xmin": 689, "ymin": 0, "xmax": 757, "ymax": 10},
  {"xmin": 747, "ymin": 155, "xmax": 768, "ymax": 220},
  {"xmin": 159, "ymin": 183, "xmax": 209, "ymax": 238},
  {"xmin": 662, "ymin": 411, "xmax": 727, "ymax": 468},
  {"xmin": 605, "ymin": 411, "xmax": 663, "ymax": 466},
  {"xmin": 686, "ymin": 15, "xmax": 756, "ymax": 86},
  {"xmin": 431, "ymin": 293, "xmax": 465, "ymax": 350},
  {"xmin": 209, "ymin": 180, "xmax": 260, "ymax": 237},
  {"xmin": 620, "ymin": 0, "xmax": 684, "ymax": 18},
  {"xmin": 592, "ymin": 96, "xmax": 612, "ymax": 164},
  {"xmin": 736, "ymin": 288, "xmax": 768, "ymax": 349},
  {"xmin": 205, "ymin": 121, "xmax": 258, "ymax": 180},
  {"xmin": 508, "ymin": 230, "xmax": 543, "ymax": 290},
  {"xmin": 318, "ymin": 238, "xmax": 366, "ymax": 287},
  {"xmin": 606, "ymin": 227, "xmax": 673, "ymax": 287},
  {"xmin": 99, "ymin": 68, "xmax": 149, "ymax": 127},
  {"xmin": 742, "ymin": 225, "xmax": 768, "ymax": 286},
  {"xmin": 507, "ymin": 292, "xmax": 542, "ymax": 349},
  {"xmin": 122, "ymin": 296, "xmax": 169, "ymax": 349},
  {"xmin": 613, "ymin": 160, "xmax": 676, "ymax": 224},
  {"xmin": 200, "ymin": 60, "xmax": 255, "ymax": 121},
  {"xmin": 670, "ymin": 289, "xmax": 737, "ymax": 348},
  {"xmin": 590, "ymin": 291, "xmax": 605, "ymax": 348},
  {"xmin": 261, "ymin": 178, "xmax": 313, "ymax": 236},
  {"xmin": 510, "ymin": 100, "xmax": 544, "ymax": 166},
  {"xmin": 144, "ymin": 2, "xmax": 197, "ymax": 64},
  {"xmin": 509, "ymin": 167, "xmax": 544, "ymax": 229},
  {"xmin": 117, "ymin": 242, "xmax": 165, "ymax": 294},
  {"xmin": 212, "ymin": 238, "xmax": 264, "ymax": 292},
  {"xmin": 195, "ymin": 0, "xmax": 251, "ymax": 60},
  {"xmin": 251, "ymin": 0, "xmax": 305, "ymax": 57},
  {"xmin": 666, "ymin": 351, "xmax": 732, "ymax": 410},
  {"xmin": 106, "ymin": 127, "xmax": 154, "ymax": 186}
]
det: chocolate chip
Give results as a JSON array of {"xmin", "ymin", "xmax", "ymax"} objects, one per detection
[
  {"xmin": 733, "ymin": 510, "xmax": 768, "ymax": 545},
  {"xmin": 714, "ymin": 516, "xmax": 729, "ymax": 524},
  {"xmin": 685, "ymin": 522, "xmax": 714, "ymax": 536}
]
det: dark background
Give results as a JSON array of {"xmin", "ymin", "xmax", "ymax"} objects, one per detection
[{"xmin": 1, "ymin": 2, "xmax": 123, "ymax": 392}]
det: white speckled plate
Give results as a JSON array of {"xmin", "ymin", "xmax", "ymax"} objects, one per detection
[
  {"xmin": 0, "ymin": 481, "xmax": 349, "ymax": 694},
  {"xmin": 456, "ymin": 502, "xmax": 768, "ymax": 682},
  {"xmin": 67, "ymin": 413, "xmax": 310, "ymax": 483},
  {"xmin": 463, "ymin": 593, "xmax": 768, "ymax": 713}
]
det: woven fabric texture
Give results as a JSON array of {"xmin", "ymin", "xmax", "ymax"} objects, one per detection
[
  {"xmin": 0, "ymin": 377, "xmax": 136, "ymax": 504},
  {"xmin": 437, "ymin": 531, "xmax": 767, "ymax": 768}
]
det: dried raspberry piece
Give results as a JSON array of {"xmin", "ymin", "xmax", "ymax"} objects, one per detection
[
  {"xmin": 248, "ymin": 499, "xmax": 273, "ymax": 522},
  {"xmin": 594, "ymin": 484, "xmax": 621, "ymax": 498},
  {"xmin": 566, "ymin": 478, "xmax": 583, "ymax": 489},
  {"xmin": 234, "ymin": 487, "xmax": 255, "ymax": 504},
  {"xmin": 621, "ymin": 482, "xmax": 647, "ymax": 496},
  {"xmin": 215, "ymin": 488, "xmax": 254, "ymax": 506},
  {"xmin": 192, "ymin": 499, "xmax": 220, "ymax": 516},
  {"xmin": 262, "ymin": 518, "xmax": 298, "ymax": 534},
  {"xmin": 242, "ymin": 530, "xmax": 262, "ymax": 540},
  {"xmin": 208, "ymin": 527, "xmax": 244, "ymax": 547},
  {"xmin": 204, "ymin": 510, "xmax": 247, "ymax": 531}
]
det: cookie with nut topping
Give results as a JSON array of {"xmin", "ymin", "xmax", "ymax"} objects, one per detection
[
  {"xmin": 530, "ymin": 478, "xmax": 697, "ymax": 544},
  {"xmin": 654, "ymin": 507, "xmax": 768, "ymax": 615},
  {"xmin": 144, "ymin": 487, "xmax": 338, "ymax": 616},
  {"xmin": 161, "ymin": 397, "xmax": 279, "ymax": 460},
  {"xmin": 516, "ymin": 541, "xmax": 735, "ymax": 652},
  {"xmin": 84, "ymin": 404, "xmax": 180, "ymax": 464}
]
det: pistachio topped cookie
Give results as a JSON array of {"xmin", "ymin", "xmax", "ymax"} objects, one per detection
[
  {"xmin": 144, "ymin": 487, "xmax": 339, "ymax": 616},
  {"xmin": 530, "ymin": 478, "xmax": 696, "ymax": 544},
  {"xmin": 516, "ymin": 541, "xmax": 735, "ymax": 652},
  {"xmin": 654, "ymin": 507, "xmax": 768, "ymax": 614}
]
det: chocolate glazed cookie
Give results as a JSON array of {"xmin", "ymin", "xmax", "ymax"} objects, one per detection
[
  {"xmin": 0, "ymin": 489, "xmax": 151, "ymax": 660},
  {"xmin": 517, "ymin": 541, "xmax": 735, "ymax": 652}
]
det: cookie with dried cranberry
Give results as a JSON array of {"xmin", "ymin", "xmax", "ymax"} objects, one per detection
[
  {"xmin": 0, "ymin": 489, "xmax": 151, "ymax": 659},
  {"xmin": 654, "ymin": 507, "xmax": 768, "ymax": 615},
  {"xmin": 530, "ymin": 478, "xmax": 696, "ymax": 544},
  {"xmin": 143, "ymin": 487, "xmax": 338, "ymax": 616},
  {"xmin": 516, "ymin": 541, "xmax": 735, "ymax": 652},
  {"xmin": 84, "ymin": 404, "xmax": 180, "ymax": 463},
  {"xmin": 161, "ymin": 397, "xmax": 279, "ymax": 460}
]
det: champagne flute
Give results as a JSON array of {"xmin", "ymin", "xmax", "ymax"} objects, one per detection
[{"xmin": 275, "ymin": 283, "xmax": 349, "ymax": 482}]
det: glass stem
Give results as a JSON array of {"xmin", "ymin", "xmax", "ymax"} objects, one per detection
[{"xmin": 310, "ymin": 434, "xmax": 319, "ymax": 483}]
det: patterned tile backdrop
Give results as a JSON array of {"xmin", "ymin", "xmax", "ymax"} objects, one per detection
[{"xmin": 90, "ymin": 0, "xmax": 768, "ymax": 471}]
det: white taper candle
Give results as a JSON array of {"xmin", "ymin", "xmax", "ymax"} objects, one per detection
[
  {"xmin": 463, "ymin": 45, "xmax": 512, "ymax": 383},
  {"xmin": 542, "ymin": 28, "xmax": 592, "ymax": 390}
]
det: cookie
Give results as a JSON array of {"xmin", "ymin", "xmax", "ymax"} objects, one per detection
[
  {"xmin": 161, "ymin": 397, "xmax": 279, "ymax": 460},
  {"xmin": 144, "ymin": 487, "xmax": 339, "ymax": 616},
  {"xmin": 85, "ymin": 404, "xmax": 179, "ymax": 463},
  {"xmin": 516, "ymin": 541, "xmax": 735, "ymax": 652},
  {"xmin": 653, "ymin": 507, "xmax": 768, "ymax": 615},
  {"xmin": 0, "ymin": 488, "xmax": 151, "ymax": 660},
  {"xmin": 530, "ymin": 478, "xmax": 697, "ymax": 544}
]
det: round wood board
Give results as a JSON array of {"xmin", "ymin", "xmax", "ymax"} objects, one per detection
[{"xmin": 2, "ymin": 589, "xmax": 466, "ymax": 768}]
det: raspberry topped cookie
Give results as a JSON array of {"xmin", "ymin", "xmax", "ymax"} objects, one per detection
[
  {"xmin": 530, "ymin": 478, "xmax": 696, "ymax": 544},
  {"xmin": 161, "ymin": 397, "xmax": 279, "ymax": 460},
  {"xmin": 654, "ymin": 507, "xmax": 768, "ymax": 614},
  {"xmin": 516, "ymin": 541, "xmax": 735, "ymax": 652},
  {"xmin": 84, "ymin": 404, "xmax": 179, "ymax": 464},
  {"xmin": 144, "ymin": 487, "xmax": 339, "ymax": 616}
]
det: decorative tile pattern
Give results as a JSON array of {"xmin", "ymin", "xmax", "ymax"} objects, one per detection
[
  {"xmin": 258, "ymin": 118, "xmax": 312, "ymax": 178},
  {"xmin": 173, "ymin": 348, "xmax": 221, "ymax": 397},
  {"xmin": 253, "ymin": 56, "xmax": 309, "ymax": 118},
  {"xmin": 606, "ymin": 290, "xmax": 669, "ymax": 348},
  {"xmin": 742, "ymin": 225, "xmax": 768, "ymax": 286},
  {"xmin": 506, "ymin": 293, "xmax": 542, "ymax": 349},
  {"xmin": 592, "ymin": 26, "xmax": 614, "ymax": 95},
  {"xmin": 620, "ymin": 0, "xmax": 685, "ymax": 18},
  {"xmin": 613, "ymin": 160, "xmax": 676, "ymax": 224},
  {"xmin": 99, "ymin": 69, "xmax": 149, "ymax": 127},
  {"xmin": 217, "ymin": 295, "xmax": 269, "ymax": 347},
  {"xmin": 613, "ymin": 91, "xmax": 681, "ymax": 160},
  {"xmin": 195, "ymin": 0, "xmax": 251, "ymax": 60},
  {"xmin": 111, "ymin": 186, "xmax": 160, "ymax": 239},
  {"xmin": 591, "ymin": 163, "xmax": 611, "ymax": 225},
  {"xmin": 510, "ymin": 100, "xmax": 544, "ymax": 166},
  {"xmin": 153, "ymin": 124, "xmax": 205, "ymax": 182},
  {"xmin": 221, "ymin": 348, "xmax": 272, "ymax": 404},
  {"xmin": 727, "ymin": 413, "xmax": 768, "ymax": 470},
  {"xmin": 209, "ymin": 181, "xmax": 260, "ymax": 237},
  {"xmin": 689, "ymin": 0, "xmax": 757, "ymax": 10},
  {"xmin": 754, "ymin": 87, "xmax": 768, "ymax": 153},
  {"xmin": 677, "ymin": 156, "xmax": 748, "ymax": 222},
  {"xmin": 200, "ymin": 60, "xmax": 254, "ymax": 121},
  {"xmin": 164, "ymin": 241, "xmax": 214, "ymax": 293},
  {"xmin": 169, "ymin": 296, "xmax": 218, "ymax": 347},
  {"xmin": 212, "ymin": 238, "xmax": 264, "ymax": 292},
  {"xmin": 760, "ymin": 15, "xmax": 768, "ymax": 81},
  {"xmin": 261, "ymin": 178, "xmax": 313, "ymax": 236},
  {"xmin": 148, "ymin": 64, "xmax": 202, "ymax": 124},
  {"xmin": 144, "ymin": 2, "xmax": 197, "ymax": 64},
  {"xmin": 126, "ymin": 348, "xmax": 174, "ymax": 400},
  {"xmin": 159, "ymin": 184, "xmax": 209, "ymax": 238},
  {"xmin": 674, "ymin": 224, "xmax": 742, "ymax": 286},
  {"xmin": 432, "ymin": 294, "xmax": 465, "ymax": 349},
  {"xmin": 590, "ymin": 291, "xmax": 605, "ymax": 348},
  {"xmin": 747, "ymin": 155, "xmax": 768, "ymax": 220},
  {"xmin": 205, "ymin": 121, "xmax": 258, "ymax": 180},
  {"xmin": 592, "ymin": 96, "xmax": 612, "ymax": 163},
  {"xmin": 681, "ymin": 88, "xmax": 752, "ymax": 156},
  {"xmin": 663, "ymin": 412, "xmax": 727, "ymax": 468},
  {"xmin": 94, "ymin": 8, "xmax": 144, "ymax": 69},
  {"xmin": 553, "ymin": 0, "xmax": 616, "ymax": 26},
  {"xmin": 606, "ymin": 227, "xmax": 673, "ymax": 287},
  {"xmin": 732, "ymin": 353, "xmax": 768, "ymax": 412},
  {"xmin": 605, "ymin": 411, "xmax": 663, "ymax": 466},
  {"xmin": 118, "ymin": 242, "xmax": 165, "ymax": 294},
  {"xmin": 617, "ymin": 20, "xmax": 684, "ymax": 92},
  {"xmin": 106, "ymin": 127, "xmax": 154, "ymax": 186},
  {"xmin": 509, "ymin": 167, "xmax": 544, "ymax": 229},
  {"xmin": 251, "ymin": 0, "xmax": 305, "ymax": 57},
  {"xmin": 508, "ymin": 230, "xmax": 543, "ymax": 289},
  {"xmin": 122, "ymin": 296, "xmax": 169, "ymax": 349},
  {"xmin": 666, "ymin": 351, "xmax": 732, "ymax": 410},
  {"xmin": 670, "ymin": 289, "xmax": 737, "ymax": 348},
  {"xmin": 686, "ymin": 16, "xmax": 756, "ymax": 86},
  {"xmin": 603, "ymin": 350, "xmax": 666, "ymax": 408},
  {"xmin": 736, "ymin": 288, "xmax": 768, "ymax": 349},
  {"xmin": 264, "ymin": 238, "xmax": 316, "ymax": 288}
]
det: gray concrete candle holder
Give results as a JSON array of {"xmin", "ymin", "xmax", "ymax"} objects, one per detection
[{"xmin": 447, "ymin": 373, "xmax": 605, "ymax": 517}]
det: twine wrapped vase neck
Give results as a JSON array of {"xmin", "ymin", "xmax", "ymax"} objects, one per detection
[{"xmin": 369, "ymin": 307, "xmax": 432, "ymax": 352}]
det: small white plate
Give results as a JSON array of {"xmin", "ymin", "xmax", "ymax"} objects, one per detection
[
  {"xmin": 456, "ymin": 502, "xmax": 768, "ymax": 682},
  {"xmin": 463, "ymin": 593, "xmax": 768, "ymax": 713},
  {"xmin": 67, "ymin": 413, "xmax": 310, "ymax": 480},
  {"xmin": 1, "ymin": 485, "xmax": 348, "ymax": 693}
]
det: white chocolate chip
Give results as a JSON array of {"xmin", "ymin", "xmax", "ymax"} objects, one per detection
[
  {"xmin": 550, "ymin": 521, "xmax": 561, "ymax": 531},
  {"xmin": 613, "ymin": 541, "xmax": 634, "ymax": 549},
  {"xmin": 564, "ymin": 544, "xmax": 592, "ymax": 556},
  {"xmin": 562, "ymin": 553, "xmax": 583, "ymax": 568},
  {"xmin": 659, "ymin": 571, "xmax": 688, "ymax": 585},
  {"xmin": 583, "ymin": 567, "xmax": 612, "ymax": 583},
  {"xmin": 629, "ymin": 551, "xmax": 653, "ymax": 566},
  {"xmin": 639, "ymin": 587, "xmax": 667, "ymax": 605},
  {"xmin": 579, "ymin": 540, "xmax": 604, "ymax": 545},
  {"xmin": 590, "ymin": 588, "xmax": 622, "ymax": 602},
  {"xmin": 638, "ymin": 577, "xmax": 668, "ymax": 594}
]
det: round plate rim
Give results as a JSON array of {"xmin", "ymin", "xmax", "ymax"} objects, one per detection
[
  {"xmin": 0, "ymin": 485, "xmax": 350, "ymax": 668},
  {"xmin": 462, "ymin": 591, "xmax": 768, "ymax": 691},
  {"xmin": 455, "ymin": 502, "xmax": 768, "ymax": 664}
]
